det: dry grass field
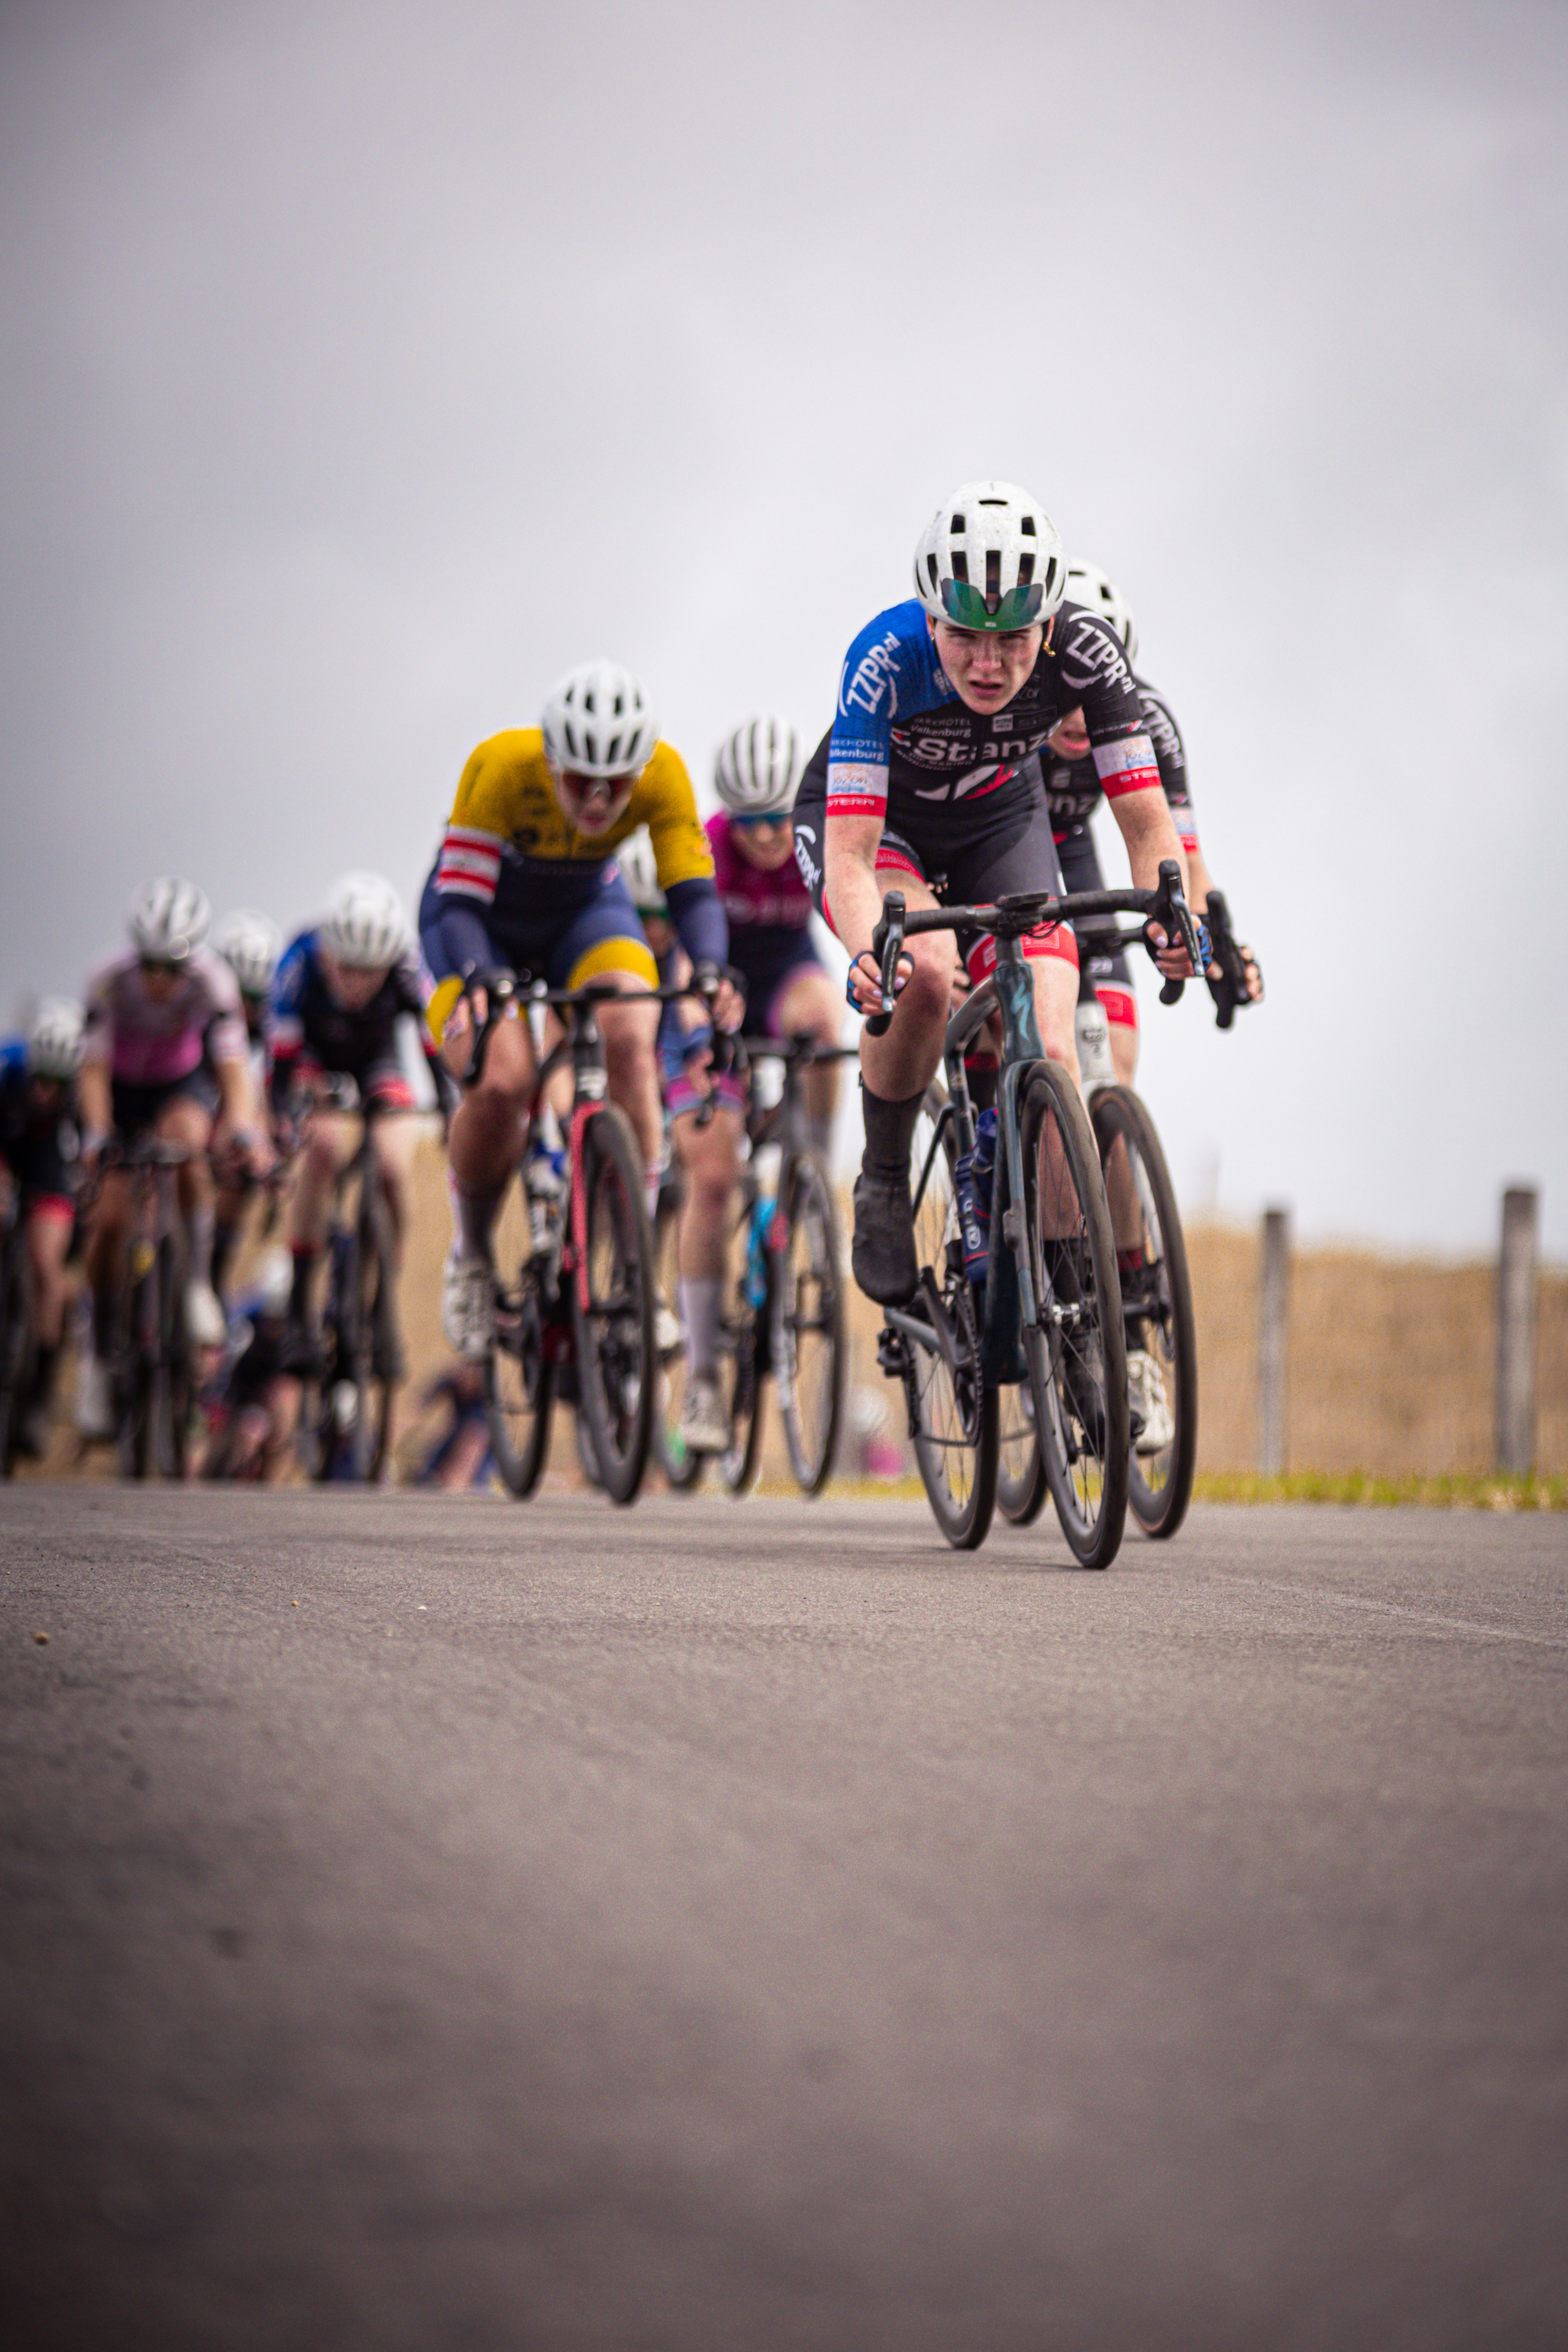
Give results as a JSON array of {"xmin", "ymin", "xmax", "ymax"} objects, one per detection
[{"xmin": 22, "ymin": 1134, "xmax": 1565, "ymax": 1488}]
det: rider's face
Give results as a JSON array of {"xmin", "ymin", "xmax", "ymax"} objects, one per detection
[
  {"xmin": 320, "ymin": 953, "xmax": 388, "ymax": 1011},
  {"xmin": 730, "ymin": 813, "xmax": 794, "ymax": 872},
  {"xmin": 554, "ymin": 767, "xmax": 637, "ymax": 837},
  {"xmin": 930, "ymin": 619, "xmax": 1044, "ymax": 716},
  {"xmin": 1046, "ymin": 704, "xmax": 1091, "ymax": 760}
]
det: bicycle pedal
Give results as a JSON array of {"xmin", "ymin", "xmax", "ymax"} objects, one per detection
[{"xmin": 876, "ymin": 1325, "xmax": 907, "ymax": 1378}]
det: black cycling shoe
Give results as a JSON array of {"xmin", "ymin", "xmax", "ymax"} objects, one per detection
[
  {"xmin": 1060, "ymin": 1344, "xmax": 1143, "ymax": 1454},
  {"xmin": 851, "ymin": 1169, "xmax": 919, "ymax": 1306}
]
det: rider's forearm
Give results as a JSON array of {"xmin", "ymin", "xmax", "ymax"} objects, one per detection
[
  {"xmin": 823, "ymin": 820, "xmax": 888, "ymax": 963},
  {"xmin": 78, "ymin": 1062, "xmax": 111, "ymax": 1139},
  {"xmin": 1184, "ymin": 845, "xmax": 1217, "ymax": 915},
  {"xmin": 666, "ymin": 876, "xmax": 728, "ymax": 971},
  {"xmin": 1111, "ymin": 786, "xmax": 1190, "ymax": 898},
  {"xmin": 215, "ymin": 1055, "xmax": 256, "ymax": 1131}
]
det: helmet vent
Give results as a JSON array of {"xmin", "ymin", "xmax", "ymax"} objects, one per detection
[{"xmin": 985, "ymin": 548, "xmax": 1001, "ymax": 601}]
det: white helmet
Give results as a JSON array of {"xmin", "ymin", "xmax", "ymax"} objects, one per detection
[
  {"xmin": 27, "ymin": 996, "xmax": 85, "ymax": 1080},
  {"xmin": 715, "ymin": 715, "xmax": 803, "ymax": 815},
  {"xmin": 913, "ymin": 480, "xmax": 1066, "ymax": 631},
  {"xmin": 212, "ymin": 908, "xmax": 283, "ymax": 998},
  {"xmin": 541, "ymin": 659, "xmax": 659, "ymax": 780},
  {"xmin": 129, "ymin": 877, "xmax": 211, "ymax": 964},
  {"xmin": 1064, "ymin": 560, "xmax": 1139, "ymax": 664},
  {"xmin": 615, "ymin": 828, "xmax": 666, "ymax": 917},
  {"xmin": 321, "ymin": 872, "xmax": 407, "ymax": 970}
]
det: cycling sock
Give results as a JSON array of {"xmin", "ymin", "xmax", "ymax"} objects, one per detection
[
  {"xmin": 189, "ymin": 1202, "xmax": 215, "ymax": 1287},
  {"xmin": 645, "ymin": 1167, "xmax": 661, "ymax": 1219},
  {"xmin": 858, "ymin": 1084, "xmax": 925, "ymax": 1181},
  {"xmin": 679, "ymin": 1277, "xmax": 723, "ymax": 1379},
  {"xmin": 448, "ymin": 1168, "xmax": 504, "ymax": 1261},
  {"xmin": 1116, "ymin": 1245, "xmax": 1145, "ymax": 1276}
]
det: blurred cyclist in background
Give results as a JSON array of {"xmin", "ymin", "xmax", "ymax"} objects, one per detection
[
  {"xmin": 707, "ymin": 716, "xmax": 843, "ymax": 1156},
  {"xmin": 209, "ymin": 907, "xmax": 283, "ymax": 1301},
  {"xmin": 0, "ymin": 998, "xmax": 85, "ymax": 1456},
  {"xmin": 76, "ymin": 880, "xmax": 271, "ymax": 1439},
  {"xmin": 270, "ymin": 873, "xmax": 453, "ymax": 1365}
]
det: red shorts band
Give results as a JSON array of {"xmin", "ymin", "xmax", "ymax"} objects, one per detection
[
  {"xmin": 365, "ymin": 1073, "xmax": 416, "ymax": 1110},
  {"xmin": 964, "ymin": 924, "xmax": 1080, "ymax": 985},
  {"xmin": 29, "ymin": 1192, "xmax": 75, "ymax": 1226},
  {"xmin": 1098, "ymin": 986, "xmax": 1138, "ymax": 1032}
]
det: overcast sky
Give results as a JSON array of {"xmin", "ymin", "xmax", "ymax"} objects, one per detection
[{"xmin": 2, "ymin": 0, "xmax": 1565, "ymax": 1253}]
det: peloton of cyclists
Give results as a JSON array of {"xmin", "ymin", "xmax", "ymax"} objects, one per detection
[
  {"xmin": 74, "ymin": 880, "xmax": 273, "ymax": 1439},
  {"xmin": 270, "ymin": 872, "xmax": 455, "ymax": 1366},
  {"xmin": 792, "ymin": 480, "xmax": 1200, "ymax": 1308},
  {"xmin": 419, "ymin": 659, "xmax": 742, "ymax": 1393},
  {"xmin": 0, "ymin": 998, "xmax": 86, "ymax": 1457}
]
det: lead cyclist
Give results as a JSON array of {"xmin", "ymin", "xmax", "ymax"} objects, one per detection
[{"xmin": 791, "ymin": 480, "xmax": 1200, "ymax": 1308}]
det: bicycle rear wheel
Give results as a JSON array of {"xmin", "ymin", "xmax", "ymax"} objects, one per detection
[
  {"xmin": 1091, "ymin": 1085, "xmax": 1197, "ymax": 1540},
  {"xmin": 153, "ymin": 1231, "xmax": 193, "ymax": 1481},
  {"xmin": 903, "ymin": 1085, "xmax": 996, "ymax": 1549},
  {"xmin": 717, "ymin": 1233, "xmax": 765, "ymax": 1496},
  {"xmin": 996, "ymin": 1378, "xmax": 1048, "ymax": 1526},
  {"xmin": 571, "ymin": 1105, "xmax": 655, "ymax": 1504},
  {"xmin": 116, "ymin": 1269, "xmax": 154, "ymax": 1481},
  {"xmin": 1018, "ymin": 1062, "xmax": 1129, "ymax": 1569},
  {"xmin": 343, "ymin": 1185, "xmax": 396, "ymax": 1482},
  {"xmin": 772, "ymin": 1149, "xmax": 844, "ymax": 1494}
]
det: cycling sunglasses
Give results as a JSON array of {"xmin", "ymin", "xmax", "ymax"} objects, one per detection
[
  {"xmin": 731, "ymin": 811, "xmax": 791, "ymax": 832},
  {"xmin": 938, "ymin": 577, "xmax": 1046, "ymax": 631}
]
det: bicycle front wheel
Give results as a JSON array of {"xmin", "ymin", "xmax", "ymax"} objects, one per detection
[
  {"xmin": 344, "ymin": 1188, "xmax": 396, "ymax": 1483},
  {"xmin": 652, "ymin": 1185, "xmax": 703, "ymax": 1491},
  {"xmin": 905, "ymin": 1084, "xmax": 996, "ymax": 1549},
  {"xmin": 571, "ymin": 1105, "xmax": 655, "ymax": 1505},
  {"xmin": 771, "ymin": 1149, "xmax": 845, "ymax": 1495},
  {"xmin": 996, "ymin": 1377, "xmax": 1048, "ymax": 1526},
  {"xmin": 0, "ymin": 1234, "xmax": 31, "ymax": 1477},
  {"xmin": 1091, "ymin": 1086, "xmax": 1197, "ymax": 1540},
  {"xmin": 1019, "ymin": 1062, "xmax": 1129, "ymax": 1570},
  {"xmin": 152, "ymin": 1232, "xmax": 192, "ymax": 1481}
]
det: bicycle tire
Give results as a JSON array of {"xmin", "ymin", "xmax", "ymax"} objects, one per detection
[
  {"xmin": 116, "ymin": 1268, "xmax": 154, "ymax": 1481},
  {"xmin": 346, "ymin": 1182, "xmax": 396, "ymax": 1482},
  {"xmin": 717, "ymin": 1240, "xmax": 765, "ymax": 1496},
  {"xmin": 652, "ymin": 1186, "xmax": 703, "ymax": 1491},
  {"xmin": 996, "ymin": 1378, "xmax": 1049, "ymax": 1526},
  {"xmin": 1091, "ymin": 1085, "xmax": 1197, "ymax": 1541},
  {"xmin": 771, "ymin": 1149, "xmax": 845, "ymax": 1496},
  {"xmin": 903, "ymin": 1083, "xmax": 997, "ymax": 1549},
  {"xmin": 0, "ymin": 1231, "xmax": 31, "ymax": 1477},
  {"xmin": 570, "ymin": 1105, "xmax": 655, "ymax": 1505},
  {"xmin": 486, "ymin": 1203, "xmax": 554, "ymax": 1498},
  {"xmin": 1018, "ymin": 1061, "xmax": 1128, "ymax": 1569}
]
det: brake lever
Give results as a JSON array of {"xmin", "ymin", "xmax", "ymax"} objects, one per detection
[
  {"xmin": 866, "ymin": 891, "xmax": 906, "ymax": 1039},
  {"xmin": 1203, "ymin": 888, "xmax": 1249, "ymax": 1031},
  {"xmin": 1148, "ymin": 858, "xmax": 1198, "ymax": 1006}
]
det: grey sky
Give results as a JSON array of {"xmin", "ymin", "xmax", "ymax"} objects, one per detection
[{"xmin": 3, "ymin": 0, "xmax": 1565, "ymax": 1250}]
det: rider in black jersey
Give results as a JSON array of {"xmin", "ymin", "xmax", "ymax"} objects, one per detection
[
  {"xmin": 1039, "ymin": 559, "xmax": 1262, "ymax": 1087},
  {"xmin": 794, "ymin": 481, "xmax": 1199, "ymax": 1305}
]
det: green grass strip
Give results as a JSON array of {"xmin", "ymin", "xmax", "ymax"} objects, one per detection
[{"xmin": 753, "ymin": 1471, "xmax": 1567, "ymax": 1511}]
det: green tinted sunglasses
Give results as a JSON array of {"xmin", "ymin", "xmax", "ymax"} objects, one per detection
[{"xmin": 938, "ymin": 576, "xmax": 1046, "ymax": 631}]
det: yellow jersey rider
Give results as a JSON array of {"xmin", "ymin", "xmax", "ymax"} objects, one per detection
[{"xmin": 419, "ymin": 658, "xmax": 741, "ymax": 1359}]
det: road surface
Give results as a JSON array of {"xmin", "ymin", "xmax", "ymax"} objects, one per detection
[{"xmin": 3, "ymin": 1487, "xmax": 1566, "ymax": 2349}]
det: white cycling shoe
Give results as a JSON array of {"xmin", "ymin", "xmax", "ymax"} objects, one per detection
[
  {"xmin": 442, "ymin": 1254, "xmax": 495, "ymax": 1364},
  {"xmin": 185, "ymin": 1282, "xmax": 227, "ymax": 1350},
  {"xmin": 74, "ymin": 1353, "xmax": 115, "ymax": 1441},
  {"xmin": 679, "ymin": 1373, "xmax": 731, "ymax": 1456},
  {"xmin": 1127, "ymin": 1348, "xmax": 1176, "ymax": 1456}
]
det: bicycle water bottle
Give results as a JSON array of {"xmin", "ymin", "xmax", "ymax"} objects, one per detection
[
  {"xmin": 971, "ymin": 1108, "xmax": 997, "ymax": 1235},
  {"xmin": 954, "ymin": 1143, "xmax": 987, "ymax": 1286},
  {"xmin": 1075, "ymin": 993, "xmax": 1116, "ymax": 1090},
  {"xmin": 743, "ymin": 1196, "xmax": 775, "ymax": 1310}
]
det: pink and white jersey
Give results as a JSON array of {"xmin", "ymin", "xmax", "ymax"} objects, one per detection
[
  {"xmin": 82, "ymin": 947, "xmax": 248, "ymax": 1086},
  {"xmin": 706, "ymin": 813, "xmax": 814, "ymax": 933}
]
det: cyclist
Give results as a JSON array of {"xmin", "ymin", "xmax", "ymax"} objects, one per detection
[
  {"xmin": 419, "ymin": 659, "xmax": 739, "ymax": 1365},
  {"xmin": 791, "ymin": 481, "xmax": 1199, "ymax": 1306},
  {"xmin": 209, "ymin": 907, "xmax": 283, "ymax": 1299},
  {"xmin": 708, "ymin": 715, "xmax": 843, "ymax": 1157},
  {"xmin": 1041, "ymin": 559, "xmax": 1262, "ymax": 1087},
  {"xmin": 617, "ymin": 826, "xmax": 746, "ymax": 1456},
  {"xmin": 75, "ymin": 880, "xmax": 271, "ymax": 1439},
  {"xmin": 203, "ymin": 1244, "xmax": 301, "ymax": 1479},
  {"xmin": 0, "ymin": 998, "xmax": 85, "ymax": 1457},
  {"xmin": 270, "ymin": 873, "xmax": 454, "ymax": 1361}
]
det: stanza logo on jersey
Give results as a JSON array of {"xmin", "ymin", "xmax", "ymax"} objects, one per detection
[
  {"xmin": 792, "ymin": 822, "xmax": 821, "ymax": 893},
  {"xmin": 839, "ymin": 632, "xmax": 902, "ymax": 720},
  {"xmin": 892, "ymin": 700, "xmax": 1051, "ymax": 800}
]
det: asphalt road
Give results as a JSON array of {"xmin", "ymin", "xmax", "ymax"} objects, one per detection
[{"xmin": 2, "ymin": 1486, "xmax": 1566, "ymax": 2351}]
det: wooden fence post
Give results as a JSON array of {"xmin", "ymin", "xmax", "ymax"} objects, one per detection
[
  {"xmin": 1258, "ymin": 1205, "xmax": 1290, "ymax": 1479},
  {"xmin": 1497, "ymin": 1186, "xmax": 1539, "ymax": 1475}
]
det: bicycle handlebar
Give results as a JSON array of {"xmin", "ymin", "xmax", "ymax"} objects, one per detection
[
  {"xmin": 1202, "ymin": 889, "xmax": 1255, "ymax": 1031},
  {"xmin": 862, "ymin": 859, "xmax": 1206, "ymax": 1032}
]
